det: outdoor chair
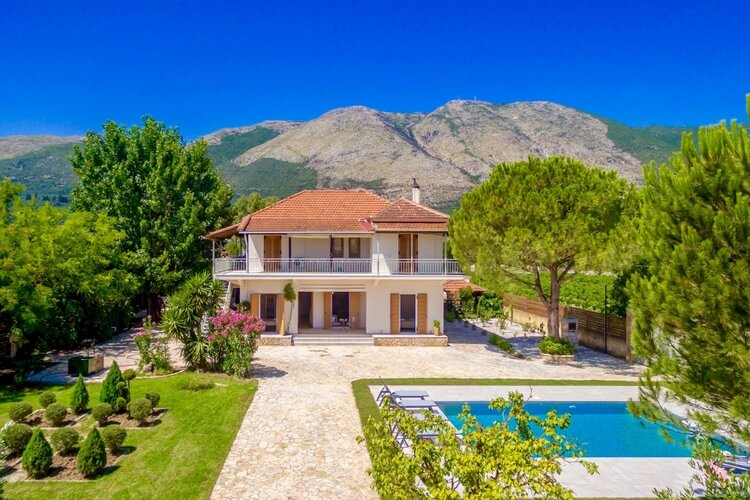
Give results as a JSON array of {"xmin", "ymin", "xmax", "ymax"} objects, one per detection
[{"xmin": 376, "ymin": 377, "xmax": 429, "ymax": 406}]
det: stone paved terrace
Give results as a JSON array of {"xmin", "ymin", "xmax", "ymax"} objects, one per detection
[{"xmin": 212, "ymin": 321, "xmax": 643, "ymax": 499}]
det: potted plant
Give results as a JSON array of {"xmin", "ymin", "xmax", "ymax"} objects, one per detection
[{"xmin": 433, "ymin": 320, "xmax": 441, "ymax": 336}]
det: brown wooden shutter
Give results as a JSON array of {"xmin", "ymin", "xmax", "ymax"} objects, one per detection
[
  {"xmin": 250, "ymin": 294, "xmax": 260, "ymax": 317},
  {"xmin": 323, "ymin": 292, "xmax": 332, "ymax": 329},
  {"xmin": 417, "ymin": 293, "xmax": 428, "ymax": 334},
  {"xmin": 390, "ymin": 294, "xmax": 400, "ymax": 334},
  {"xmin": 349, "ymin": 292, "xmax": 360, "ymax": 330},
  {"xmin": 276, "ymin": 294, "xmax": 285, "ymax": 334}
]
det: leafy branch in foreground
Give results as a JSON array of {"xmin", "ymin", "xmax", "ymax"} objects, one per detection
[{"xmin": 359, "ymin": 391, "xmax": 596, "ymax": 499}]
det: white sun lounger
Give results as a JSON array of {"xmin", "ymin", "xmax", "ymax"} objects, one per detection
[{"xmin": 376, "ymin": 377, "xmax": 429, "ymax": 406}]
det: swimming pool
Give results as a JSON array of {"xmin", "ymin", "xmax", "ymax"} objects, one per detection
[{"xmin": 437, "ymin": 401, "xmax": 693, "ymax": 457}]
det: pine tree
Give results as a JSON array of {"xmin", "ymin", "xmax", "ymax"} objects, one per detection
[
  {"xmin": 630, "ymin": 95, "xmax": 750, "ymax": 445},
  {"xmin": 70, "ymin": 374, "xmax": 89, "ymax": 414},
  {"xmin": 77, "ymin": 428, "xmax": 107, "ymax": 478},
  {"xmin": 100, "ymin": 361, "xmax": 126, "ymax": 406},
  {"xmin": 22, "ymin": 428, "xmax": 53, "ymax": 478}
]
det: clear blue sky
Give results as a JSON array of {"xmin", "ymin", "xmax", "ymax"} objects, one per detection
[{"xmin": 1, "ymin": 0, "xmax": 748, "ymax": 139}]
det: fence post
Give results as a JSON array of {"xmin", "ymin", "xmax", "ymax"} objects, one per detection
[{"xmin": 625, "ymin": 308, "xmax": 634, "ymax": 363}]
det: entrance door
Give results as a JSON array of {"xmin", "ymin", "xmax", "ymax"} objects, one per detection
[
  {"xmin": 400, "ymin": 294, "xmax": 416, "ymax": 332},
  {"xmin": 264, "ymin": 236, "xmax": 281, "ymax": 271},
  {"xmin": 298, "ymin": 292, "xmax": 313, "ymax": 329},
  {"xmin": 331, "ymin": 292, "xmax": 349, "ymax": 327},
  {"xmin": 398, "ymin": 234, "xmax": 418, "ymax": 273}
]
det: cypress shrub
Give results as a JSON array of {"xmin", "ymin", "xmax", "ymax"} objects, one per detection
[
  {"xmin": 70, "ymin": 374, "xmax": 90, "ymax": 414},
  {"xmin": 101, "ymin": 426, "xmax": 127, "ymax": 453},
  {"xmin": 92, "ymin": 403, "xmax": 113, "ymax": 426},
  {"xmin": 77, "ymin": 428, "xmax": 107, "ymax": 478},
  {"xmin": 51, "ymin": 427, "xmax": 80, "ymax": 455},
  {"xmin": 39, "ymin": 391, "xmax": 56, "ymax": 408},
  {"xmin": 45, "ymin": 403, "xmax": 68, "ymax": 426},
  {"xmin": 8, "ymin": 402, "xmax": 33, "ymax": 423},
  {"xmin": 144, "ymin": 392, "xmax": 160, "ymax": 408},
  {"xmin": 100, "ymin": 361, "xmax": 126, "ymax": 405},
  {"xmin": 22, "ymin": 429, "xmax": 53, "ymax": 478},
  {"xmin": 113, "ymin": 397, "xmax": 127, "ymax": 414},
  {"xmin": 3, "ymin": 423, "xmax": 33, "ymax": 455},
  {"xmin": 128, "ymin": 398, "xmax": 152, "ymax": 425}
]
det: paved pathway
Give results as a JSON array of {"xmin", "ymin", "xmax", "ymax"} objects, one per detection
[
  {"xmin": 212, "ymin": 322, "xmax": 642, "ymax": 499},
  {"xmin": 25, "ymin": 328, "xmax": 184, "ymax": 384}
]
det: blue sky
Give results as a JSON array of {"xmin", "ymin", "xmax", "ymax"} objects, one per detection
[{"xmin": 1, "ymin": 0, "xmax": 748, "ymax": 138}]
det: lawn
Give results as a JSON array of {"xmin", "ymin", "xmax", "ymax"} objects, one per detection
[{"xmin": 2, "ymin": 372, "xmax": 256, "ymax": 499}]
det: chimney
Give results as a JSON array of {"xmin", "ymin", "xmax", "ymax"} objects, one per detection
[{"xmin": 411, "ymin": 178, "xmax": 420, "ymax": 204}]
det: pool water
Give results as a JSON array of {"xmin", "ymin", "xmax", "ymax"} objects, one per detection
[{"xmin": 437, "ymin": 401, "xmax": 693, "ymax": 457}]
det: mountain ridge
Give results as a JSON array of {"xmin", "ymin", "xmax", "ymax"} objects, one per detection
[{"xmin": 0, "ymin": 100, "xmax": 687, "ymax": 207}]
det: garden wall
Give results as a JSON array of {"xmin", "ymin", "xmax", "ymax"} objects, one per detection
[{"xmin": 503, "ymin": 294, "xmax": 634, "ymax": 361}]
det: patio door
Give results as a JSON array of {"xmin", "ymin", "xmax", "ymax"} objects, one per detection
[
  {"xmin": 398, "ymin": 234, "xmax": 418, "ymax": 273},
  {"xmin": 264, "ymin": 236, "xmax": 281, "ymax": 271}
]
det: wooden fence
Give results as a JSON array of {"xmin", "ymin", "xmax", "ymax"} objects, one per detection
[{"xmin": 503, "ymin": 294, "xmax": 633, "ymax": 361}]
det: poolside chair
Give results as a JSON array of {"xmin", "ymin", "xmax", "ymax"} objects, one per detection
[
  {"xmin": 393, "ymin": 398, "xmax": 439, "ymax": 410},
  {"xmin": 376, "ymin": 377, "xmax": 429, "ymax": 406},
  {"xmin": 722, "ymin": 454, "xmax": 750, "ymax": 474}
]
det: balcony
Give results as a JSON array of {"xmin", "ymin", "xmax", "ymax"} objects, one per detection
[{"xmin": 212, "ymin": 257, "xmax": 462, "ymax": 276}]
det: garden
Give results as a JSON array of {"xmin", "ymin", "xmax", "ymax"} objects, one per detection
[{"xmin": 0, "ymin": 371, "xmax": 256, "ymax": 498}]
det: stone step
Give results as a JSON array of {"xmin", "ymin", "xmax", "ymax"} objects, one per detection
[{"xmin": 293, "ymin": 335, "xmax": 373, "ymax": 346}]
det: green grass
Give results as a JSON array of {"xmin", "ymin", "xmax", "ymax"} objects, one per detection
[{"xmin": 3, "ymin": 372, "xmax": 257, "ymax": 499}]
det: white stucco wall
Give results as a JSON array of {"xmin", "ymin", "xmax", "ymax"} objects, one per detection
[{"xmin": 234, "ymin": 278, "xmax": 444, "ymax": 335}]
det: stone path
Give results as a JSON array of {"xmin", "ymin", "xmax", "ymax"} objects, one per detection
[
  {"xmin": 25, "ymin": 328, "xmax": 184, "ymax": 384},
  {"xmin": 212, "ymin": 322, "xmax": 642, "ymax": 499}
]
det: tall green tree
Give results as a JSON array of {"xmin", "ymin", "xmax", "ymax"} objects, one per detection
[
  {"xmin": 70, "ymin": 117, "xmax": 233, "ymax": 316},
  {"xmin": 0, "ymin": 180, "xmax": 136, "ymax": 357},
  {"xmin": 629, "ymin": 96, "xmax": 750, "ymax": 447},
  {"xmin": 450, "ymin": 155, "xmax": 635, "ymax": 337},
  {"xmin": 232, "ymin": 192, "xmax": 278, "ymax": 222}
]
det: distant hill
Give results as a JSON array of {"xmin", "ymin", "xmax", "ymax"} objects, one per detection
[{"xmin": 0, "ymin": 101, "xmax": 691, "ymax": 207}]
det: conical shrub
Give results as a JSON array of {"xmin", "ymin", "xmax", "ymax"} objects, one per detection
[
  {"xmin": 100, "ymin": 361, "xmax": 126, "ymax": 406},
  {"xmin": 77, "ymin": 428, "xmax": 107, "ymax": 478},
  {"xmin": 22, "ymin": 429, "xmax": 53, "ymax": 479},
  {"xmin": 71, "ymin": 374, "xmax": 90, "ymax": 414}
]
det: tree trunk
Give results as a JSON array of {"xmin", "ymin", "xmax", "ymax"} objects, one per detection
[
  {"xmin": 147, "ymin": 293, "xmax": 162, "ymax": 322},
  {"xmin": 547, "ymin": 270, "xmax": 561, "ymax": 338}
]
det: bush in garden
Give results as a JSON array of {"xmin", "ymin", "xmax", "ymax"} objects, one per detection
[
  {"xmin": 51, "ymin": 427, "xmax": 79, "ymax": 455},
  {"xmin": 144, "ymin": 392, "xmax": 160, "ymax": 408},
  {"xmin": 123, "ymin": 368, "xmax": 136, "ymax": 389},
  {"xmin": 22, "ymin": 429, "xmax": 53, "ymax": 479},
  {"xmin": 3, "ymin": 423, "xmax": 33, "ymax": 455},
  {"xmin": 100, "ymin": 360, "xmax": 128, "ymax": 406},
  {"xmin": 77, "ymin": 428, "xmax": 107, "ymax": 478},
  {"xmin": 208, "ymin": 310, "xmax": 264, "ymax": 376},
  {"xmin": 92, "ymin": 403, "xmax": 113, "ymax": 426},
  {"xmin": 9, "ymin": 402, "xmax": 33, "ymax": 423},
  {"xmin": 113, "ymin": 397, "xmax": 128, "ymax": 414},
  {"xmin": 101, "ymin": 426, "xmax": 127, "ymax": 453},
  {"xmin": 128, "ymin": 398, "xmax": 152, "ymax": 424},
  {"xmin": 539, "ymin": 336, "xmax": 575, "ymax": 355},
  {"xmin": 70, "ymin": 374, "xmax": 90, "ymax": 414},
  {"xmin": 45, "ymin": 403, "xmax": 68, "ymax": 426},
  {"xmin": 39, "ymin": 391, "xmax": 56, "ymax": 408}
]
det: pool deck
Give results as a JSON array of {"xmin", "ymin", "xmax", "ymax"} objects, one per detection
[{"xmin": 373, "ymin": 384, "xmax": 694, "ymax": 499}]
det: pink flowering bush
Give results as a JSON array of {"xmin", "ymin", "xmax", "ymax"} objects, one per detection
[
  {"xmin": 133, "ymin": 316, "xmax": 172, "ymax": 372},
  {"xmin": 208, "ymin": 310, "xmax": 264, "ymax": 377}
]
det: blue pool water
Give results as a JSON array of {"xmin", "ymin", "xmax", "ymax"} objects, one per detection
[{"xmin": 437, "ymin": 401, "xmax": 693, "ymax": 457}]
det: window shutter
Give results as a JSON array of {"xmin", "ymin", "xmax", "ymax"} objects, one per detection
[
  {"xmin": 324, "ymin": 292, "xmax": 332, "ymax": 329},
  {"xmin": 390, "ymin": 294, "xmax": 400, "ymax": 334},
  {"xmin": 417, "ymin": 293, "xmax": 428, "ymax": 334},
  {"xmin": 250, "ymin": 294, "xmax": 260, "ymax": 317},
  {"xmin": 276, "ymin": 294, "xmax": 285, "ymax": 334}
]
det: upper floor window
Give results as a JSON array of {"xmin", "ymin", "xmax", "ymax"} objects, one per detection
[
  {"xmin": 331, "ymin": 238, "xmax": 344, "ymax": 258},
  {"xmin": 349, "ymin": 238, "xmax": 361, "ymax": 258}
]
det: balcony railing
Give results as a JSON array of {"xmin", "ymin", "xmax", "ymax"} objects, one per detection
[
  {"xmin": 385, "ymin": 259, "xmax": 463, "ymax": 275},
  {"xmin": 213, "ymin": 257, "xmax": 463, "ymax": 276}
]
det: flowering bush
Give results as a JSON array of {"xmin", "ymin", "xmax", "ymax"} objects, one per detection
[
  {"xmin": 208, "ymin": 311, "xmax": 264, "ymax": 377},
  {"xmin": 133, "ymin": 316, "xmax": 172, "ymax": 372}
]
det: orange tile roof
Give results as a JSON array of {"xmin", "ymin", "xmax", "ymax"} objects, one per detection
[
  {"xmin": 443, "ymin": 280, "xmax": 485, "ymax": 294},
  {"xmin": 203, "ymin": 190, "xmax": 450, "ymax": 238}
]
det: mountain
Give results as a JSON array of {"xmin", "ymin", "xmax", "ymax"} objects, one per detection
[{"xmin": 0, "ymin": 100, "xmax": 688, "ymax": 208}]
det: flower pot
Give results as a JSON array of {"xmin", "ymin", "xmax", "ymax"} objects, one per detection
[{"xmin": 433, "ymin": 326, "xmax": 440, "ymax": 336}]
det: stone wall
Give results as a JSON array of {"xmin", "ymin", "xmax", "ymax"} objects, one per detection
[
  {"xmin": 259, "ymin": 335, "xmax": 293, "ymax": 346},
  {"xmin": 372, "ymin": 335, "xmax": 448, "ymax": 347}
]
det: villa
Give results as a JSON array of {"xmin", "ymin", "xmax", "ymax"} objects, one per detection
[{"xmin": 204, "ymin": 181, "xmax": 464, "ymax": 343}]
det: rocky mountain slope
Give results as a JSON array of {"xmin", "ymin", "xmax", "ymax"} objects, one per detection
[{"xmin": 1, "ymin": 100, "xmax": 686, "ymax": 207}]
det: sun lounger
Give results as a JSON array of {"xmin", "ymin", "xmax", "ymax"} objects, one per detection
[
  {"xmin": 722, "ymin": 454, "xmax": 750, "ymax": 474},
  {"xmin": 394, "ymin": 398, "xmax": 439, "ymax": 410},
  {"xmin": 376, "ymin": 377, "xmax": 429, "ymax": 405}
]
